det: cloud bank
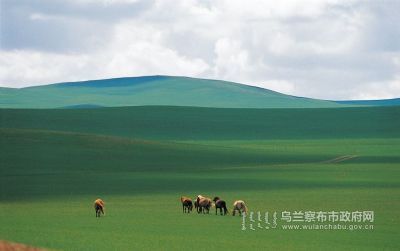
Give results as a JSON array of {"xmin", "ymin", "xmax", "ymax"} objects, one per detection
[{"xmin": 1, "ymin": 0, "xmax": 399, "ymax": 100}]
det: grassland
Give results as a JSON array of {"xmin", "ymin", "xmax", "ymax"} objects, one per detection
[
  {"xmin": 1, "ymin": 106, "xmax": 399, "ymax": 140},
  {"xmin": 0, "ymin": 106, "xmax": 399, "ymax": 250}
]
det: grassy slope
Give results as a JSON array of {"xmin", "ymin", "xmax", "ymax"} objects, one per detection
[
  {"xmin": 0, "ymin": 76, "xmax": 344, "ymax": 108},
  {"xmin": 1, "ymin": 106, "xmax": 400, "ymax": 140},
  {"xmin": 0, "ymin": 106, "xmax": 399, "ymax": 250}
]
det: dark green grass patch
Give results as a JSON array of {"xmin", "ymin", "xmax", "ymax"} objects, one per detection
[{"xmin": 1, "ymin": 106, "xmax": 400, "ymax": 140}]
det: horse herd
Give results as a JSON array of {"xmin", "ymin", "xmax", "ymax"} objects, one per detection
[
  {"xmin": 181, "ymin": 195, "xmax": 248, "ymax": 216},
  {"xmin": 93, "ymin": 196, "xmax": 248, "ymax": 218}
]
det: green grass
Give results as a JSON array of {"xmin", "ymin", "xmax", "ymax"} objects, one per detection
[
  {"xmin": 0, "ymin": 106, "xmax": 399, "ymax": 250},
  {"xmin": 1, "ymin": 106, "xmax": 399, "ymax": 140}
]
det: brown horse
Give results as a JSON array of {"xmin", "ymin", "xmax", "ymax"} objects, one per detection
[
  {"xmin": 195, "ymin": 195, "xmax": 204, "ymax": 213},
  {"xmin": 194, "ymin": 200, "xmax": 200, "ymax": 213},
  {"xmin": 213, "ymin": 197, "xmax": 228, "ymax": 215},
  {"xmin": 232, "ymin": 200, "xmax": 247, "ymax": 216},
  {"xmin": 180, "ymin": 196, "xmax": 193, "ymax": 213},
  {"xmin": 94, "ymin": 198, "xmax": 105, "ymax": 217},
  {"xmin": 196, "ymin": 195, "xmax": 212, "ymax": 214}
]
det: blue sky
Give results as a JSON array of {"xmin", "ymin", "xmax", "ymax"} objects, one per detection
[{"xmin": 1, "ymin": 0, "xmax": 399, "ymax": 100}]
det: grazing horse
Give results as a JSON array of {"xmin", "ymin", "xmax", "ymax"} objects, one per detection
[
  {"xmin": 194, "ymin": 200, "xmax": 200, "ymax": 213},
  {"xmin": 195, "ymin": 195, "xmax": 204, "ymax": 213},
  {"xmin": 94, "ymin": 198, "xmax": 105, "ymax": 217},
  {"xmin": 232, "ymin": 200, "xmax": 247, "ymax": 216},
  {"xmin": 196, "ymin": 195, "xmax": 212, "ymax": 214},
  {"xmin": 180, "ymin": 196, "xmax": 193, "ymax": 213},
  {"xmin": 213, "ymin": 197, "xmax": 228, "ymax": 215}
]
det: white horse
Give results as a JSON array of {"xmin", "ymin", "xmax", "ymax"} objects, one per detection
[{"xmin": 232, "ymin": 200, "xmax": 247, "ymax": 216}]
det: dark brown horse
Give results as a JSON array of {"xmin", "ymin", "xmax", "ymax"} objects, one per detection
[
  {"xmin": 213, "ymin": 197, "xmax": 228, "ymax": 215},
  {"xmin": 180, "ymin": 196, "xmax": 193, "ymax": 213}
]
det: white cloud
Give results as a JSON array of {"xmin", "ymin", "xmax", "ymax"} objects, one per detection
[
  {"xmin": 252, "ymin": 79, "xmax": 296, "ymax": 95},
  {"xmin": 103, "ymin": 21, "xmax": 209, "ymax": 77},
  {"xmin": 29, "ymin": 13, "xmax": 51, "ymax": 21},
  {"xmin": 0, "ymin": 20, "xmax": 209, "ymax": 87},
  {"xmin": 351, "ymin": 77, "xmax": 400, "ymax": 100},
  {"xmin": 0, "ymin": 50, "xmax": 92, "ymax": 87},
  {"xmin": 73, "ymin": 0, "xmax": 141, "ymax": 5},
  {"xmin": 213, "ymin": 38, "xmax": 250, "ymax": 79}
]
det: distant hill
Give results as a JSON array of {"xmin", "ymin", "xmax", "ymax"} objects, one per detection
[
  {"xmin": 335, "ymin": 98, "xmax": 400, "ymax": 107},
  {"xmin": 0, "ymin": 76, "xmax": 346, "ymax": 109}
]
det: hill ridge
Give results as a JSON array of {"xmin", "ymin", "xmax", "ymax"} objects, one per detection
[
  {"xmin": 1, "ymin": 75, "xmax": 398, "ymax": 109},
  {"xmin": 0, "ymin": 75, "xmax": 345, "ymax": 109}
]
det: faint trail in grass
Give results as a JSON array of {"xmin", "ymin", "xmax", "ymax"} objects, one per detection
[{"xmin": 322, "ymin": 155, "xmax": 359, "ymax": 164}]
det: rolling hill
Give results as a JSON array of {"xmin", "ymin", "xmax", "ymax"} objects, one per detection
[{"xmin": 0, "ymin": 76, "xmax": 346, "ymax": 109}]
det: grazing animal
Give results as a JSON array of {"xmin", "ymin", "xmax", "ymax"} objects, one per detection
[
  {"xmin": 94, "ymin": 198, "xmax": 105, "ymax": 217},
  {"xmin": 195, "ymin": 195, "xmax": 204, "ymax": 213},
  {"xmin": 180, "ymin": 196, "xmax": 193, "ymax": 213},
  {"xmin": 194, "ymin": 200, "xmax": 200, "ymax": 213},
  {"xmin": 196, "ymin": 195, "xmax": 212, "ymax": 214},
  {"xmin": 232, "ymin": 200, "xmax": 248, "ymax": 216},
  {"xmin": 213, "ymin": 197, "xmax": 228, "ymax": 215}
]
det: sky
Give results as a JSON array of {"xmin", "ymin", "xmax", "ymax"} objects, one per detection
[{"xmin": 1, "ymin": 0, "xmax": 399, "ymax": 100}]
